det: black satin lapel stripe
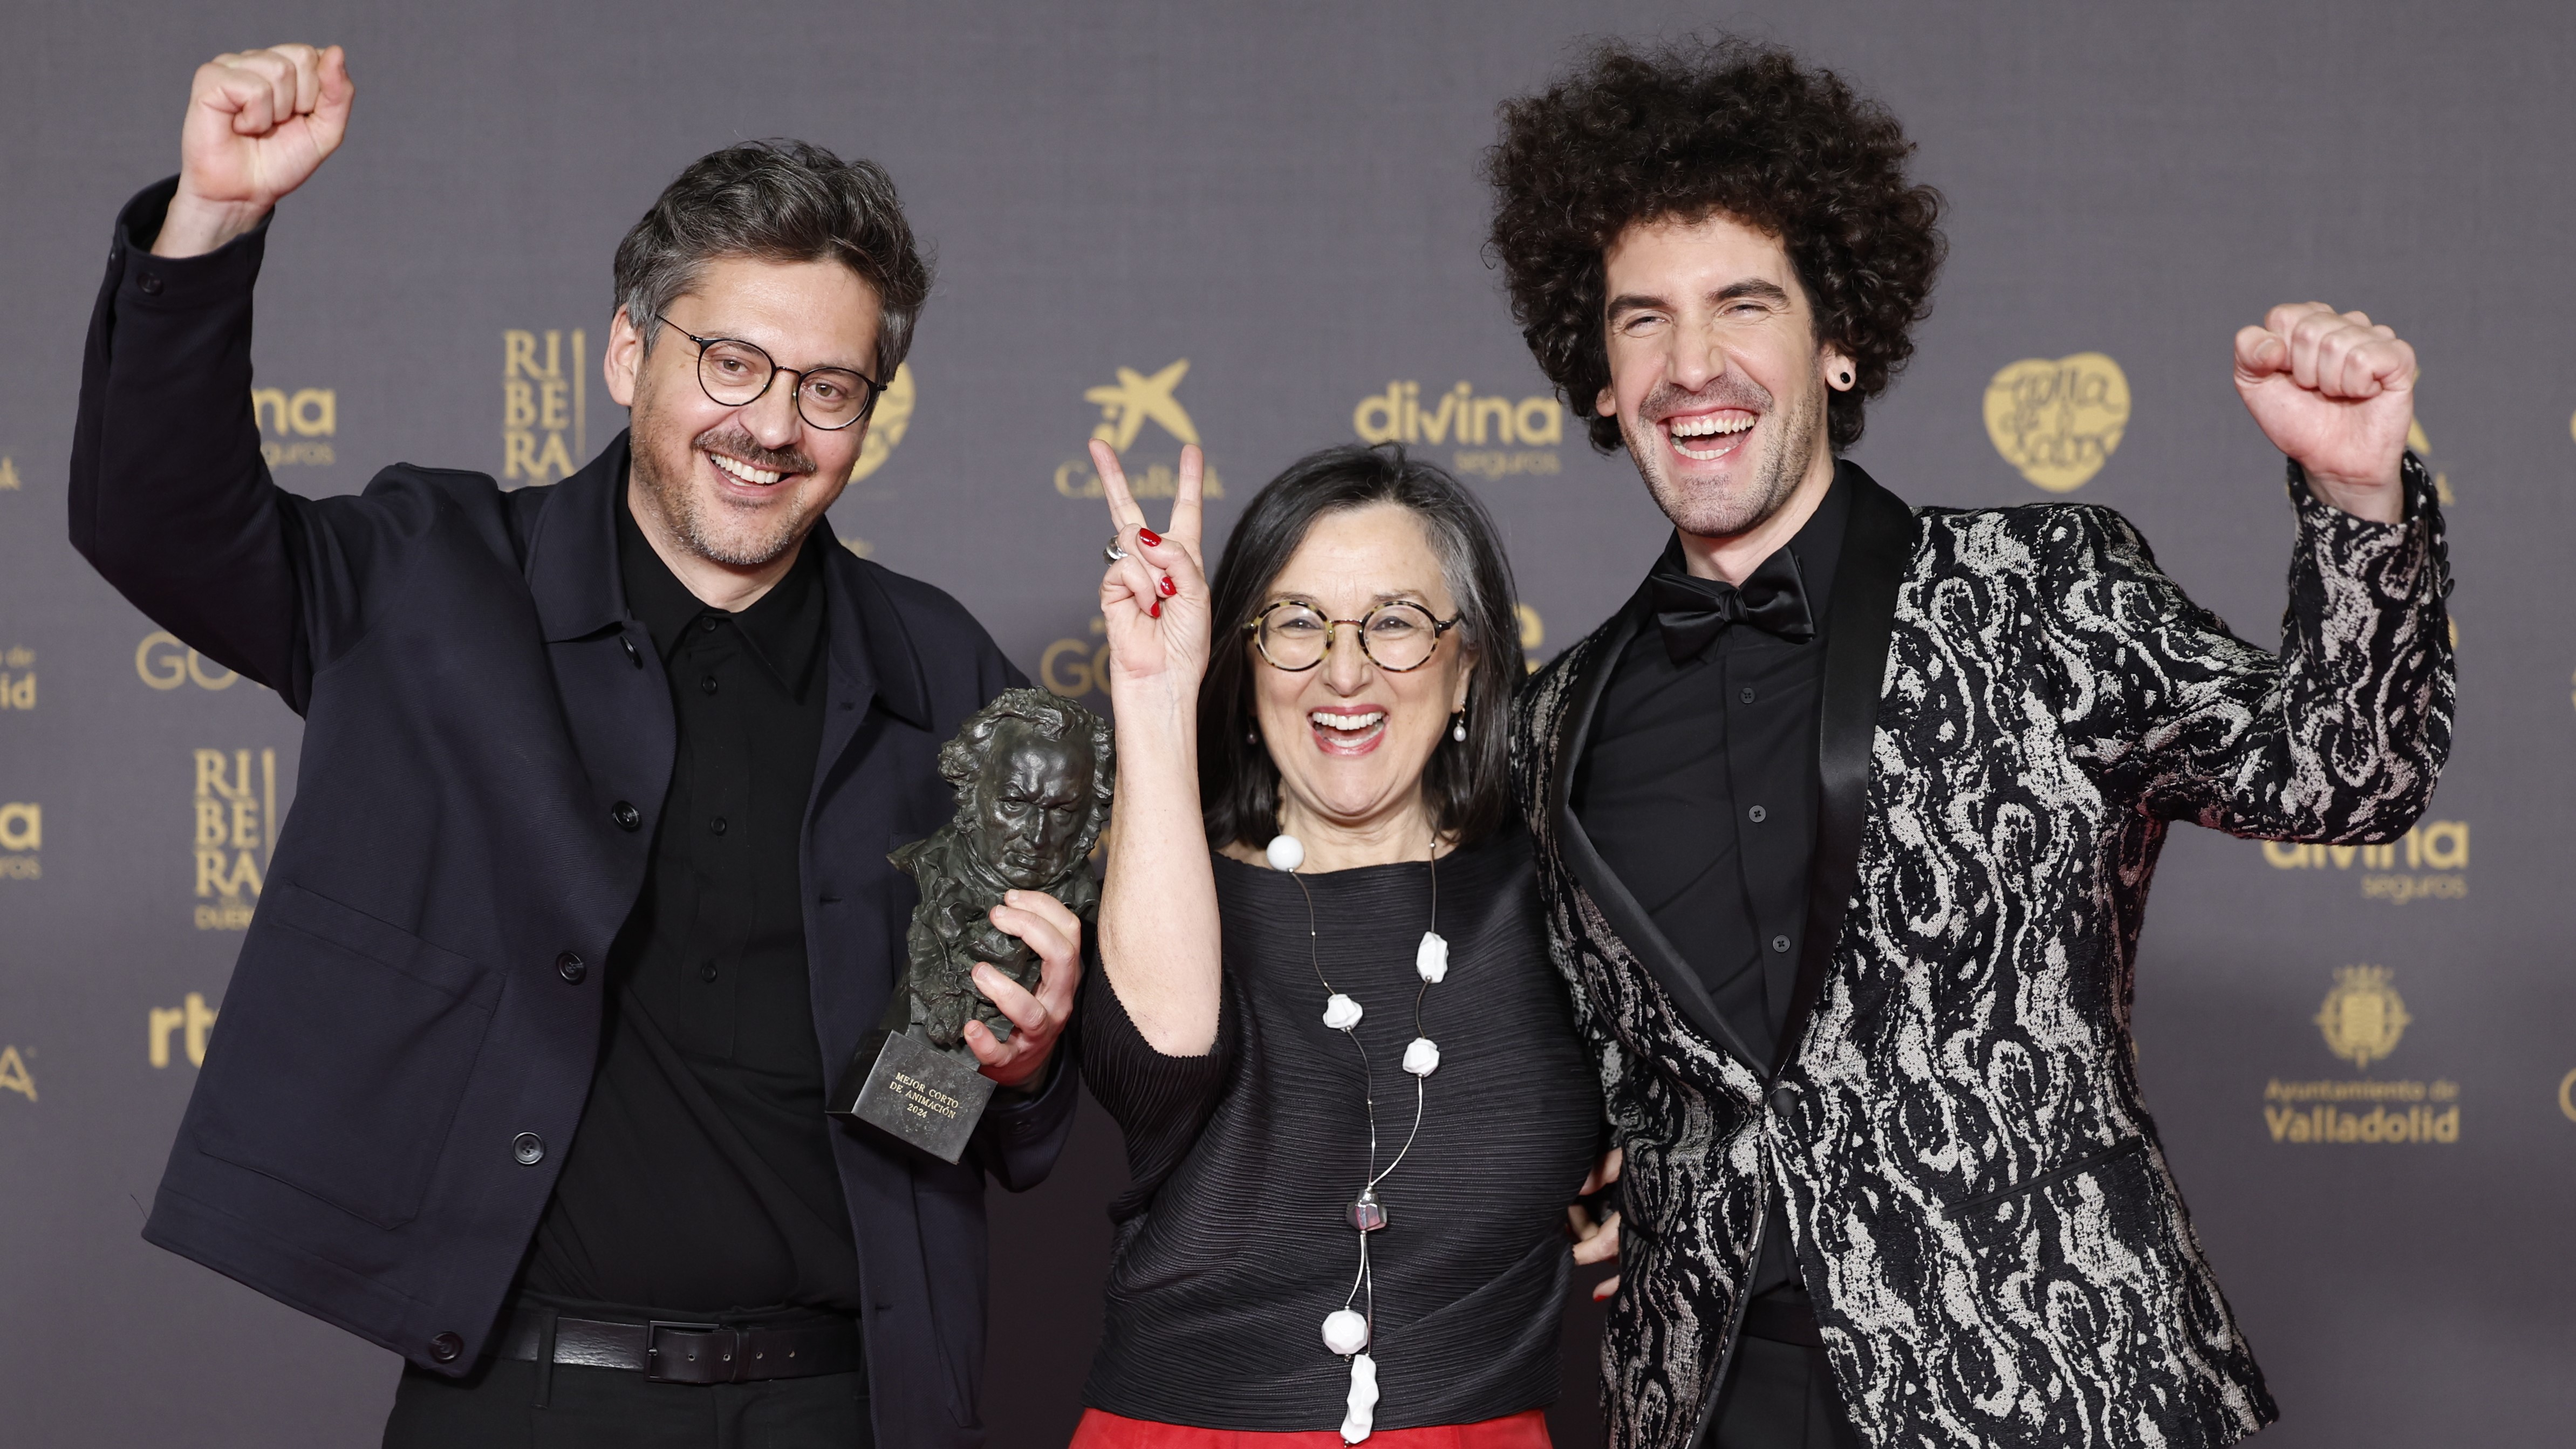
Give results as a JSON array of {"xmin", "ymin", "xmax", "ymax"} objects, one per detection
[
  {"xmin": 1548, "ymin": 607, "xmax": 1764, "ymax": 1069},
  {"xmin": 1773, "ymin": 467, "xmax": 1916, "ymax": 1081}
]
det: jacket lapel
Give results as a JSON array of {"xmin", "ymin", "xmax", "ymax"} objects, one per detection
[
  {"xmin": 810, "ymin": 516, "xmax": 933, "ymax": 806},
  {"xmin": 1548, "ymin": 599, "xmax": 1769, "ymax": 1072},
  {"xmin": 1772, "ymin": 462, "xmax": 1915, "ymax": 1078}
]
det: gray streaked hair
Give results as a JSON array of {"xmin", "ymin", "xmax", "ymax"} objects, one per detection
[{"xmin": 612, "ymin": 139, "xmax": 932, "ymax": 380}]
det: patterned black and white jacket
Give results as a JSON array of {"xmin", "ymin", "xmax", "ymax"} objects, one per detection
[{"xmin": 1512, "ymin": 459, "xmax": 2452, "ymax": 1449}]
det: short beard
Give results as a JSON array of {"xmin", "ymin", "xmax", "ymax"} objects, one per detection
[
  {"xmin": 1618, "ymin": 370, "xmax": 1824, "ymax": 541},
  {"xmin": 631, "ymin": 415, "xmax": 821, "ymax": 568}
]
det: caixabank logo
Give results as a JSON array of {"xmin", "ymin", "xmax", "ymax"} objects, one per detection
[
  {"xmin": 1055, "ymin": 361, "xmax": 1226, "ymax": 501},
  {"xmin": 2263, "ymin": 965, "xmax": 2459, "ymax": 1145},
  {"xmin": 1352, "ymin": 379, "xmax": 1564, "ymax": 481}
]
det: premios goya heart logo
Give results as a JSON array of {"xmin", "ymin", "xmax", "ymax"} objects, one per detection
[
  {"xmin": 849, "ymin": 363, "xmax": 916, "ymax": 483},
  {"xmin": 1983, "ymin": 352, "xmax": 2130, "ymax": 493}
]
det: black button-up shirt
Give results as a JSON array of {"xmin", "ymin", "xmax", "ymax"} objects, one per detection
[
  {"xmin": 1573, "ymin": 472, "xmax": 1849, "ymax": 1300},
  {"xmin": 520, "ymin": 484, "xmax": 863, "ymax": 1317}
]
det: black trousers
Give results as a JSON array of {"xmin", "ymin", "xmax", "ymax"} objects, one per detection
[
  {"xmin": 1704, "ymin": 1334, "xmax": 1865, "ymax": 1449},
  {"xmin": 383, "ymin": 1356, "xmax": 874, "ymax": 1449}
]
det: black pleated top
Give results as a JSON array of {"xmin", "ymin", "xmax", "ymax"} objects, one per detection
[{"xmin": 1078, "ymin": 826, "xmax": 1605, "ymax": 1431}]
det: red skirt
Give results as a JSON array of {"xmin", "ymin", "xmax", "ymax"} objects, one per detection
[{"xmin": 1069, "ymin": 1406, "xmax": 1553, "ymax": 1448}]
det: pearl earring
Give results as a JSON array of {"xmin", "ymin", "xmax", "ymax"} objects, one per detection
[
  {"xmin": 1248, "ymin": 726, "xmax": 1261, "ymax": 744},
  {"xmin": 1451, "ymin": 712, "xmax": 1466, "ymax": 744}
]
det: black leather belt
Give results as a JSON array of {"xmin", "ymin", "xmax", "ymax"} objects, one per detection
[{"xmin": 498, "ymin": 1307, "xmax": 863, "ymax": 1385}]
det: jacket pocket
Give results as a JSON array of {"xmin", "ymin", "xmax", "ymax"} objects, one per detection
[
  {"xmin": 193, "ymin": 882, "xmax": 500, "ymax": 1229},
  {"xmin": 1947, "ymin": 1136, "xmax": 2147, "ymax": 1217}
]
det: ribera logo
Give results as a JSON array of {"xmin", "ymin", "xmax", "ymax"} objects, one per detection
[
  {"xmin": 193, "ymin": 748, "xmax": 276, "ymax": 930},
  {"xmin": 1352, "ymin": 380, "xmax": 1563, "ymax": 480},
  {"xmin": 503, "ymin": 328, "xmax": 587, "ymax": 487}
]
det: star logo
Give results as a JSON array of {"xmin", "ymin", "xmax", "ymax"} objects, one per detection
[{"xmin": 1085, "ymin": 360, "xmax": 1200, "ymax": 452}]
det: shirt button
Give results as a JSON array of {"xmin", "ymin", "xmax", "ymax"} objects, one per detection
[
  {"xmin": 611, "ymin": 801, "xmax": 642, "ymax": 831},
  {"xmin": 621, "ymin": 638, "xmax": 642, "ymax": 668},
  {"xmin": 701, "ymin": 961, "xmax": 720, "ymax": 983},
  {"xmin": 700, "ymin": 674, "xmax": 719, "ymax": 695},
  {"xmin": 1772, "ymin": 934, "xmax": 1793, "ymax": 954},
  {"xmin": 699, "ymin": 617, "xmax": 720, "ymax": 634},
  {"xmin": 1747, "ymin": 804, "xmax": 1768, "ymax": 823},
  {"xmin": 511, "ymin": 1133, "xmax": 545, "ymax": 1166},
  {"xmin": 555, "ymin": 951, "xmax": 586, "ymax": 984},
  {"xmin": 138, "ymin": 271, "xmax": 165, "ymax": 296},
  {"xmin": 1769, "ymin": 1081, "xmax": 1802, "ymax": 1115},
  {"xmin": 429, "ymin": 1332, "xmax": 463, "ymax": 1363},
  {"xmin": 709, "ymin": 815, "xmax": 728, "ymax": 836},
  {"xmin": 1740, "ymin": 686, "xmax": 1757, "ymax": 703}
]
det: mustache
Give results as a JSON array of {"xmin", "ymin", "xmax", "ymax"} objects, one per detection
[
  {"xmin": 1642, "ymin": 374, "xmax": 1774, "ymax": 422},
  {"xmin": 695, "ymin": 424, "xmax": 815, "ymax": 477}
]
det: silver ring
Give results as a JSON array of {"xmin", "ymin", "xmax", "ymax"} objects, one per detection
[{"xmin": 1103, "ymin": 536, "xmax": 1129, "ymax": 564}]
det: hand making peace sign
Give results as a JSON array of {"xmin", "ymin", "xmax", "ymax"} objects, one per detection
[{"xmin": 1093, "ymin": 439, "xmax": 1213, "ymax": 700}]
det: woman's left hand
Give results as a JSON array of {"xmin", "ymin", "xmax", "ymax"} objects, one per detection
[{"xmin": 1569, "ymin": 1146, "xmax": 1623, "ymax": 1301}]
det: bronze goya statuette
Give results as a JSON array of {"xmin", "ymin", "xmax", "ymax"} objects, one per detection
[{"xmin": 828, "ymin": 687, "xmax": 1112, "ymax": 1161}]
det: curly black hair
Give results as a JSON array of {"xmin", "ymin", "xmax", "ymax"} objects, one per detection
[{"xmin": 1484, "ymin": 37, "xmax": 1946, "ymax": 454}]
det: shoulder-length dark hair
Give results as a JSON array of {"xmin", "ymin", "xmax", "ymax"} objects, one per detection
[{"xmin": 1199, "ymin": 444, "xmax": 1523, "ymax": 852}]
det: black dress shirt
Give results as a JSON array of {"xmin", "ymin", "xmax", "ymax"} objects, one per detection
[
  {"xmin": 1572, "ymin": 474, "xmax": 1848, "ymax": 1302},
  {"xmin": 520, "ymin": 484, "xmax": 864, "ymax": 1317}
]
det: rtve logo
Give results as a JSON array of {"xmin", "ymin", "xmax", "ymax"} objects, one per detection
[{"xmin": 254, "ymin": 386, "xmax": 336, "ymax": 468}]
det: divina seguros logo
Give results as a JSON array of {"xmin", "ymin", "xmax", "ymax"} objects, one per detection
[{"xmin": 1352, "ymin": 380, "xmax": 1563, "ymax": 481}]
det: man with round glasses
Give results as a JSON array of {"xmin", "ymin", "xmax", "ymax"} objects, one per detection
[{"xmin": 70, "ymin": 44, "xmax": 1079, "ymax": 1448}]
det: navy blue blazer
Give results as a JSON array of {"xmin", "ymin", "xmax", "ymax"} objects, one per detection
[{"xmin": 70, "ymin": 180, "xmax": 1075, "ymax": 1448}]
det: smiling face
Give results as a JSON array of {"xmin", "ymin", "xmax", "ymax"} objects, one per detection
[
  {"xmin": 969, "ymin": 719, "xmax": 1098, "ymax": 890},
  {"xmin": 1596, "ymin": 212, "xmax": 1848, "ymax": 543},
  {"xmin": 606, "ymin": 254, "xmax": 881, "ymax": 570},
  {"xmin": 1251, "ymin": 503, "xmax": 1474, "ymax": 848}
]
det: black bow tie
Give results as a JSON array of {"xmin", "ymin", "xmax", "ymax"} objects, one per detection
[{"xmin": 1649, "ymin": 549, "xmax": 1815, "ymax": 662}]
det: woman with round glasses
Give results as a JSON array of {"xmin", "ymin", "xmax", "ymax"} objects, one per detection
[{"xmin": 1071, "ymin": 441, "xmax": 1615, "ymax": 1447}]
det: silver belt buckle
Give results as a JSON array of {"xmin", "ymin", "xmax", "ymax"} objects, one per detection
[{"xmin": 644, "ymin": 1320, "xmax": 739, "ymax": 1384}]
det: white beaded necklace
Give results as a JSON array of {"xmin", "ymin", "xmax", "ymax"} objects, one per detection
[{"xmin": 1266, "ymin": 831, "xmax": 1451, "ymax": 1446}]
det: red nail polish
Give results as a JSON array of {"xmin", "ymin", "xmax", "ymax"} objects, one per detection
[
  {"xmin": 1137, "ymin": 528, "xmax": 1161, "ymax": 547},
  {"xmin": 1159, "ymin": 576, "xmax": 1178, "ymax": 597},
  {"xmin": 1150, "ymin": 601, "xmax": 1161, "ymax": 618}
]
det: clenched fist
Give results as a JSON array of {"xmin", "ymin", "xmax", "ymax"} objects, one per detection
[
  {"xmin": 2234, "ymin": 303, "xmax": 2415, "ymax": 524},
  {"xmin": 153, "ymin": 44, "xmax": 354, "ymax": 260}
]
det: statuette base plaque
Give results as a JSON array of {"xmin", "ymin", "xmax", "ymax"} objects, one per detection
[{"xmin": 829, "ymin": 1027, "xmax": 995, "ymax": 1165}]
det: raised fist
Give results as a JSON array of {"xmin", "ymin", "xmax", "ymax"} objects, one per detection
[
  {"xmin": 2233, "ymin": 303, "xmax": 2414, "ymax": 523},
  {"xmin": 153, "ymin": 44, "xmax": 353, "ymax": 259}
]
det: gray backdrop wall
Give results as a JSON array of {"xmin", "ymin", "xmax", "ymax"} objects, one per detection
[{"xmin": 3, "ymin": 3, "xmax": 2571, "ymax": 1446}]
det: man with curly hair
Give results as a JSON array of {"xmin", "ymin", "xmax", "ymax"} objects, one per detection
[{"xmin": 1491, "ymin": 38, "xmax": 2452, "ymax": 1449}]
